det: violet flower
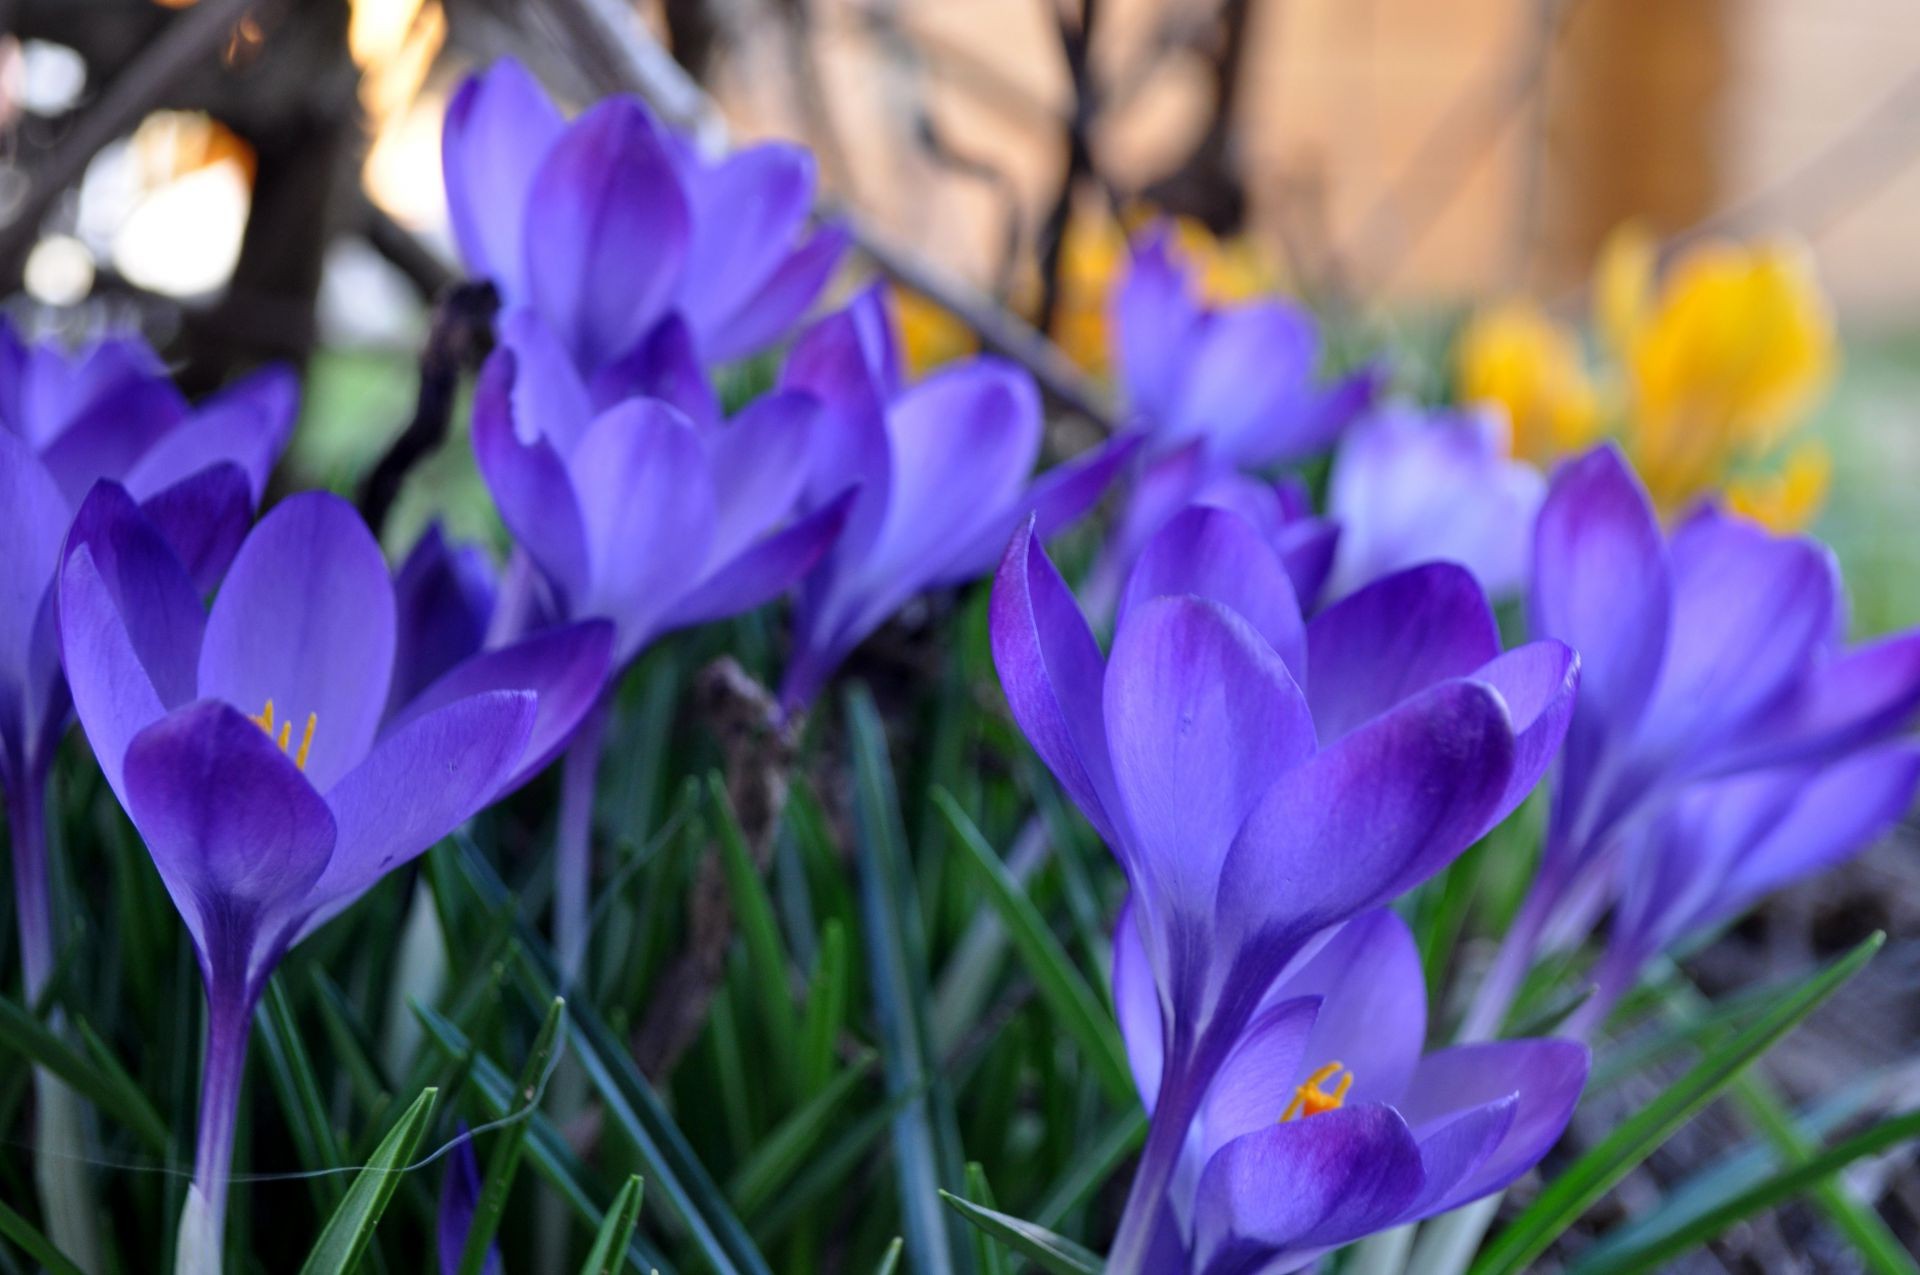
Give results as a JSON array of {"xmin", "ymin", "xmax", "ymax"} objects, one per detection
[
  {"xmin": 990, "ymin": 506, "xmax": 1576, "ymax": 1270},
  {"xmin": 56, "ymin": 487, "xmax": 610, "ymax": 1265},
  {"xmin": 389, "ymin": 522, "xmax": 499, "ymax": 716},
  {"xmin": 1325, "ymin": 404, "xmax": 1544, "ymax": 600},
  {"xmin": 442, "ymin": 57, "xmax": 845, "ymax": 375},
  {"xmin": 438, "ymin": 1125, "xmax": 502, "ymax": 1275},
  {"xmin": 1465, "ymin": 444, "xmax": 1920, "ymax": 1039},
  {"xmin": 0, "ymin": 323, "xmax": 294, "ymax": 999},
  {"xmin": 1113, "ymin": 906, "xmax": 1587, "ymax": 1272},
  {"xmin": 777, "ymin": 285, "xmax": 1136, "ymax": 711}
]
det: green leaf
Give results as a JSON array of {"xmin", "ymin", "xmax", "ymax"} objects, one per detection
[
  {"xmin": 299, "ymin": 1086, "xmax": 439, "ymax": 1275},
  {"xmin": 1570, "ymin": 1104, "xmax": 1920, "ymax": 1274},
  {"xmin": 1032, "ymin": 1107, "xmax": 1148, "ymax": 1231},
  {"xmin": 0, "ymin": 994, "xmax": 168, "ymax": 1152},
  {"xmin": 711, "ymin": 774, "xmax": 800, "ymax": 1082},
  {"xmin": 937, "ymin": 1194, "xmax": 1103, "ymax": 1275},
  {"xmin": 727, "ymin": 1052, "xmax": 875, "ymax": 1215},
  {"xmin": 797, "ymin": 920, "xmax": 849, "ymax": 1098},
  {"xmin": 874, "ymin": 1237, "xmax": 905, "ymax": 1275},
  {"xmin": 847, "ymin": 686, "xmax": 964, "ymax": 1275},
  {"xmin": 0, "ymin": 1197, "xmax": 86, "ymax": 1275},
  {"xmin": 459, "ymin": 997, "xmax": 567, "ymax": 1275},
  {"xmin": 934, "ymin": 790, "xmax": 1133, "ymax": 1104},
  {"xmin": 1470, "ymin": 932, "xmax": 1885, "ymax": 1275},
  {"xmin": 258, "ymin": 976, "xmax": 348, "ymax": 1211},
  {"xmin": 579, "ymin": 1175, "xmax": 646, "ymax": 1275},
  {"xmin": 963, "ymin": 1164, "xmax": 1009, "ymax": 1275}
]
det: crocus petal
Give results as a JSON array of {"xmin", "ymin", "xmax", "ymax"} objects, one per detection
[
  {"xmin": 704, "ymin": 390, "xmax": 820, "ymax": 565},
  {"xmin": 1638, "ymin": 508, "xmax": 1839, "ymax": 769},
  {"xmin": 1217, "ymin": 680, "xmax": 1514, "ymax": 956},
  {"xmin": 0, "ymin": 431, "xmax": 70, "ymax": 719},
  {"xmin": 497, "ymin": 308, "xmax": 597, "ymax": 455},
  {"xmin": 1197, "ymin": 996, "xmax": 1322, "ymax": 1163},
  {"xmin": 387, "ymin": 621, "xmax": 613, "ymax": 794},
  {"xmin": 122, "ymin": 700, "xmax": 337, "ymax": 968},
  {"xmin": 1396, "ymin": 1039, "xmax": 1589, "ymax": 1210},
  {"xmin": 1274, "ymin": 518, "xmax": 1340, "ymax": 613},
  {"xmin": 703, "ymin": 222, "xmax": 850, "ymax": 364},
  {"xmin": 1105, "ymin": 596, "xmax": 1316, "ymax": 919},
  {"xmin": 1304, "ymin": 563, "xmax": 1501, "ymax": 743},
  {"xmin": 665, "ymin": 489, "xmax": 853, "ymax": 631},
  {"xmin": 567, "ymin": 398, "xmax": 717, "ymax": 656},
  {"xmin": 197, "ymin": 492, "xmax": 397, "ymax": 791},
  {"xmin": 782, "ymin": 292, "xmax": 895, "ymax": 562},
  {"xmin": 471, "ymin": 349, "xmax": 593, "ymax": 609},
  {"xmin": 1168, "ymin": 302, "xmax": 1318, "ymax": 465},
  {"xmin": 588, "ymin": 315, "xmax": 721, "ymax": 429},
  {"xmin": 120, "ymin": 364, "xmax": 298, "ymax": 505},
  {"xmin": 524, "ymin": 99, "xmax": 691, "ymax": 370},
  {"xmin": 135, "ymin": 463, "xmax": 253, "ymax": 594},
  {"xmin": 56, "ymin": 548, "xmax": 166, "ymax": 803},
  {"xmin": 933, "ymin": 433, "xmax": 1142, "ymax": 590},
  {"xmin": 1721, "ymin": 631, "xmax": 1920, "ymax": 771},
  {"xmin": 1119, "ymin": 505, "xmax": 1307, "ymax": 684},
  {"xmin": 389, "ymin": 525, "xmax": 497, "ymax": 715},
  {"xmin": 1473, "ymin": 640, "xmax": 1579, "ymax": 827},
  {"xmin": 437, "ymin": 1127, "xmax": 500, "ymax": 1275},
  {"xmin": 1268, "ymin": 910, "xmax": 1428, "ymax": 1108},
  {"xmin": 65, "ymin": 482, "xmax": 205, "ymax": 708},
  {"xmin": 32, "ymin": 373, "xmax": 187, "ymax": 505},
  {"xmin": 1113, "ymin": 227, "xmax": 1198, "ymax": 425},
  {"xmin": 442, "ymin": 57, "xmax": 563, "ymax": 298},
  {"xmin": 988, "ymin": 523, "xmax": 1124, "ymax": 845},
  {"xmin": 1113, "ymin": 896, "xmax": 1164, "ymax": 1110},
  {"xmin": 675, "ymin": 143, "xmax": 815, "ymax": 334},
  {"xmin": 1399, "ymin": 1097, "xmax": 1518, "ymax": 1220},
  {"xmin": 1194, "ymin": 1105, "xmax": 1425, "ymax": 1265},
  {"xmin": 300, "ymin": 690, "xmax": 535, "ymax": 940}
]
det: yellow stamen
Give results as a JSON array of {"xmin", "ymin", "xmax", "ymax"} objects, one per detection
[
  {"xmin": 1280, "ymin": 1060, "xmax": 1353, "ymax": 1123},
  {"xmin": 249, "ymin": 698, "xmax": 317, "ymax": 771}
]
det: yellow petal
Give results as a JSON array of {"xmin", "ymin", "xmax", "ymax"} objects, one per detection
[{"xmin": 1455, "ymin": 301, "xmax": 1600, "ymax": 465}]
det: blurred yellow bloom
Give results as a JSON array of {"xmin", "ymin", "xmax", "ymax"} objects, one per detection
[
  {"xmin": 1454, "ymin": 302, "xmax": 1601, "ymax": 465},
  {"xmin": 1726, "ymin": 440, "xmax": 1832, "ymax": 533},
  {"xmin": 1603, "ymin": 224, "xmax": 1837, "ymax": 517},
  {"xmin": 894, "ymin": 288, "xmax": 977, "ymax": 377}
]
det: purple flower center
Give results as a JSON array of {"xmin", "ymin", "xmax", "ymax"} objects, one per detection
[
  {"xmin": 245, "ymin": 699, "xmax": 316, "ymax": 771},
  {"xmin": 1279, "ymin": 1059, "xmax": 1353, "ymax": 1122}
]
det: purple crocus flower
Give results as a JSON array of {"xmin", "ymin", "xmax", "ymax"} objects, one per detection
[
  {"xmin": 1111, "ymin": 225, "xmax": 1381, "ymax": 469},
  {"xmin": 777, "ymin": 285, "xmax": 1136, "ymax": 711},
  {"xmin": 0, "ymin": 321, "xmax": 295, "ymax": 998},
  {"xmin": 389, "ymin": 522, "xmax": 499, "ymax": 716},
  {"xmin": 56, "ymin": 487, "xmax": 611, "ymax": 1260},
  {"xmin": 438, "ymin": 1126, "xmax": 502, "ymax": 1275},
  {"xmin": 990, "ymin": 505, "xmax": 1577, "ymax": 1269},
  {"xmin": 1325, "ymin": 404, "xmax": 1544, "ymax": 600},
  {"xmin": 1466, "ymin": 443, "xmax": 1920, "ymax": 1038},
  {"xmin": 1113, "ymin": 906, "xmax": 1587, "ymax": 1271},
  {"xmin": 442, "ymin": 57, "xmax": 845, "ymax": 375}
]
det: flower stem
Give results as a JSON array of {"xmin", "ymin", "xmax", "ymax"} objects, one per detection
[
  {"xmin": 181, "ymin": 983, "xmax": 256, "ymax": 1274},
  {"xmin": 554, "ymin": 694, "xmax": 610, "ymax": 985},
  {"xmin": 1105, "ymin": 1082, "xmax": 1200, "ymax": 1273},
  {"xmin": 9, "ymin": 769, "xmax": 55, "ymax": 1003},
  {"xmin": 1458, "ymin": 873, "xmax": 1556, "ymax": 1043}
]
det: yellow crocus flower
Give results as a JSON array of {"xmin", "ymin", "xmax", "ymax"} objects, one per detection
[{"xmin": 1454, "ymin": 302, "xmax": 1602, "ymax": 465}]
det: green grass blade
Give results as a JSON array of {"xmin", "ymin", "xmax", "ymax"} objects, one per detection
[
  {"xmin": 578, "ymin": 1175, "xmax": 646, "ymax": 1275},
  {"xmin": 1033, "ymin": 1107, "xmax": 1148, "ymax": 1231},
  {"xmin": 711, "ymin": 775, "xmax": 800, "ymax": 1082},
  {"xmin": 257, "ymin": 976, "xmax": 347, "ymax": 1210},
  {"xmin": 874, "ymin": 1237, "xmax": 905, "ymax": 1275},
  {"xmin": 937, "ymin": 1194, "xmax": 1103, "ymax": 1275},
  {"xmin": 727, "ymin": 1052, "xmax": 875, "ymax": 1215},
  {"xmin": 459, "ymin": 996, "xmax": 566, "ymax": 1275},
  {"xmin": 963, "ymin": 1164, "xmax": 1010, "ymax": 1275},
  {"xmin": 1571, "ymin": 1104, "xmax": 1920, "ymax": 1274},
  {"xmin": 798, "ymin": 919, "xmax": 849, "ymax": 1097},
  {"xmin": 0, "ymin": 993, "xmax": 168, "ymax": 1152},
  {"xmin": 934, "ymin": 790, "xmax": 1133, "ymax": 1104},
  {"xmin": 0, "ymin": 1197, "xmax": 85, "ymax": 1275},
  {"xmin": 299, "ymin": 1086, "xmax": 439, "ymax": 1275},
  {"xmin": 1470, "ymin": 932, "xmax": 1885, "ymax": 1275},
  {"xmin": 847, "ymin": 686, "xmax": 964, "ymax": 1275}
]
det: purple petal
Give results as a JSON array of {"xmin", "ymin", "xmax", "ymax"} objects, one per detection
[
  {"xmin": 121, "ymin": 364, "xmax": 298, "ymax": 505},
  {"xmin": 442, "ymin": 58, "xmax": 563, "ymax": 299},
  {"xmin": 675, "ymin": 143, "xmax": 815, "ymax": 335},
  {"xmin": 471, "ymin": 349, "xmax": 592, "ymax": 610},
  {"xmin": 1105, "ymin": 596, "xmax": 1316, "ymax": 919},
  {"xmin": 1268, "ymin": 910, "xmax": 1428, "ymax": 1108},
  {"xmin": 589, "ymin": 315, "xmax": 721, "ymax": 429},
  {"xmin": 122, "ymin": 700, "xmax": 336, "ymax": 968},
  {"xmin": 31, "ymin": 369, "xmax": 188, "ymax": 505},
  {"xmin": 1722, "ymin": 632, "xmax": 1920, "ymax": 771},
  {"xmin": 1113, "ymin": 227, "xmax": 1199, "ymax": 425},
  {"xmin": 1273, "ymin": 518, "xmax": 1340, "ymax": 614},
  {"xmin": 1217, "ymin": 679, "xmax": 1514, "ymax": 955},
  {"xmin": 933, "ymin": 433, "xmax": 1141, "ymax": 590},
  {"xmin": 1112, "ymin": 896, "xmax": 1163, "ymax": 1109},
  {"xmin": 197, "ymin": 492, "xmax": 396, "ymax": 790},
  {"xmin": 665, "ymin": 488, "xmax": 852, "ymax": 631},
  {"xmin": 64, "ymin": 482, "xmax": 205, "ymax": 708},
  {"xmin": 1168, "ymin": 301, "xmax": 1319, "ymax": 466},
  {"xmin": 1639, "ymin": 508, "xmax": 1839, "ymax": 769},
  {"xmin": 56, "ymin": 547, "xmax": 166, "ymax": 802},
  {"xmin": 387, "ymin": 621, "xmax": 613, "ymax": 794},
  {"xmin": 782, "ymin": 292, "xmax": 896, "ymax": 561},
  {"xmin": 567, "ymin": 398, "xmax": 717, "ymax": 656},
  {"xmin": 1397, "ymin": 1039, "xmax": 1589, "ymax": 1209},
  {"xmin": 0, "ymin": 432, "xmax": 70, "ymax": 723},
  {"xmin": 705, "ymin": 390, "xmax": 820, "ymax": 564},
  {"xmin": 300, "ymin": 689, "xmax": 535, "ymax": 940},
  {"xmin": 497, "ymin": 308, "xmax": 597, "ymax": 455},
  {"xmin": 703, "ymin": 222, "xmax": 850, "ymax": 364},
  {"xmin": 438, "ymin": 1127, "xmax": 501, "ymax": 1275},
  {"xmin": 1198, "ymin": 996, "xmax": 1322, "ymax": 1163},
  {"xmin": 524, "ymin": 99, "xmax": 691, "ymax": 370},
  {"xmin": 1399, "ymin": 1097, "xmax": 1518, "ymax": 1220},
  {"xmin": 135, "ymin": 463, "xmax": 252, "ymax": 594},
  {"xmin": 1304, "ymin": 563, "xmax": 1501, "ymax": 743},
  {"xmin": 1193, "ymin": 1105, "xmax": 1425, "ymax": 1264},
  {"xmin": 988, "ymin": 522, "xmax": 1124, "ymax": 845},
  {"xmin": 1474, "ymin": 640, "xmax": 1578, "ymax": 827},
  {"xmin": 1119, "ymin": 505, "xmax": 1307, "ymax": 684},
  {"xmin": 389, "ymin": 525, "xmax": 497, "ymax": 715}
]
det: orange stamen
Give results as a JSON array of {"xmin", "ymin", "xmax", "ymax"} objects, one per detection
[{"xmin": 1280, "ymin": 1060, "xmax": 1353, "ymax": 1123}]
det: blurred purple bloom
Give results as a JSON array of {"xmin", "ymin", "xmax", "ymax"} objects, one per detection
[
  {"xmin": 438, "ymin": 1126, "xmax": 502, "ymax": 1275},
  {"xmin": 1326, "ymin": 404, "xmax": 1544, "ymax": 600},
  {"xmin": 777, "ymin": 286, "xmax": 1136, "ymax": 711},
  {"xmin": 1111, "ymin": 223, "xmax": 1381, "ymax": 469},
  {"xmin": 1113, "ymin": 907, "xmax": 1587, "ymax": 1271},
  {"xmin": 473, "ymin": 310, "xmax": 853, "ymax": 666},
  {"xmin": 442, "ymin": 57, "xmax": 845, "ymax": 374},
  {"xmin": 0, "ymin": 321, "xmax": 295, "ymax": 996},
  {"xmin": 390, "ymin": 522, "xmax": 498, "ymax": 716},
  {"xmin": 57, "ymin": 487, "xmax": 610, "ymax": 1247},
  {"xmin": 990, "ymin": 506, "xmax": 1576, "ymax": 1268}
]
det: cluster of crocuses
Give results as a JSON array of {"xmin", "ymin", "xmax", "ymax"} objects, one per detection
[{"xmin": 3, "ymin": 52, "xmax": 1915, "ymax": 1275}]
